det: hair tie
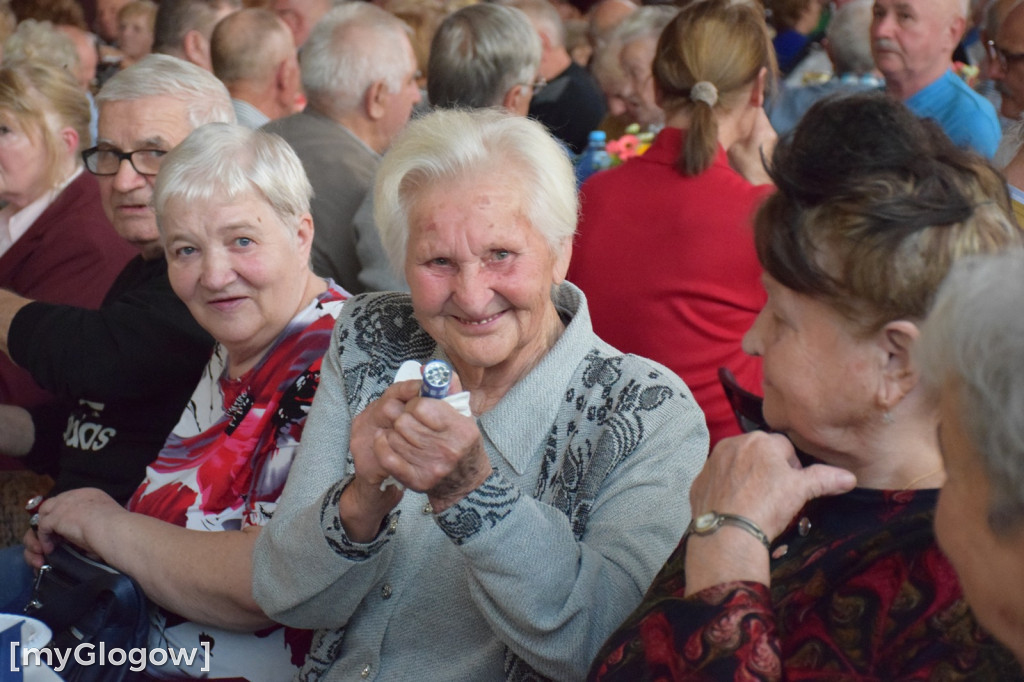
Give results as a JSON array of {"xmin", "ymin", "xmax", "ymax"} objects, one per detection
[{"xmin": 690, "ymin": 81, "xmax": 718, "ymax": 107}]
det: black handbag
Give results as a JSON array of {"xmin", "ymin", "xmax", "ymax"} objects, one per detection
[{"xmin": 23, "ymin": 543, "xmax": 151, "ymax": 682}]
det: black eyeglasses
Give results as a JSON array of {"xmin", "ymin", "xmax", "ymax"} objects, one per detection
[
  {"xmin": 986, "ymin": 40, "xmax": 1024, "ymax": 70},
  {"xmin": 82, "ymin": 147, "xmax": 167, "ymax": 176},
  {"xmin": 522, "ymin": 76, "xmax": 547, "ymax": 94}
]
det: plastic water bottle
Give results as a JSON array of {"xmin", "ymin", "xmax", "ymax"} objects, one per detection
[{"xmin": 575, "ymin": 130, "xmax": 611, "ymax": 184}]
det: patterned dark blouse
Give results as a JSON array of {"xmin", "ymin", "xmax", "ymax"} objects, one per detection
[{"xmin": 589, "ymin": 487, "xmax": 1024, "ymax": 681}]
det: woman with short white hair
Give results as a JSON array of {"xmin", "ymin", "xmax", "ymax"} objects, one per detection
[
  {"xmin": 29, "ymin": 122, "xmax": 348, "ymax": 679},
  {"xmin": 253, "ymin": 107, "xmax": 709, "ymax": 681}
]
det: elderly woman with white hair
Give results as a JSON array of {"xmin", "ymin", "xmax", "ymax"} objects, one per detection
[
  {"xmin": 28, "ymin": 123, "xmax": 347, "ymax": 678},
  {"xmin": 253, "ymin": 108, "xmax": 708, "ymax": 681},
  {"xmin": 918, "ymin": 249, "xmax": 1024, "ymax": 667}
]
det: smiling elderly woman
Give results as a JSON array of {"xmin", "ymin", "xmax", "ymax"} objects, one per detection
[
  {"xmin": 588, "ymin": 93, "xmax": 1024, "ymax": 680},
  {"xmin": 252, "ymin": 107, "xmax": 709, "ymax": 681},
  {"xmin": 28, "ymin": 122, "xmax": 347, "ymax": 679}
]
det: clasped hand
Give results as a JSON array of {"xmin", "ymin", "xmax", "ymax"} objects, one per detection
[
  {"xmin": 683, "ymin": 432, "xmax": 857, "ymax": 595},
  {"xmin": 350, "ymin": 378, "xmax": 492, "ymax": 513},
  {"xmin": 23, "ymin": 488, "xmax": 125, "ymax": 569}
]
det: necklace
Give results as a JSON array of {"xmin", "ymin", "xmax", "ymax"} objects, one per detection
[{"xmin": 901, "ymin": 466, "xmax": 944, "ymax": 491}]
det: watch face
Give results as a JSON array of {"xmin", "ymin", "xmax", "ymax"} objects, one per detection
[{"xmin": 693, "ymin": 512, "xmax": 718, "ymax": 533}]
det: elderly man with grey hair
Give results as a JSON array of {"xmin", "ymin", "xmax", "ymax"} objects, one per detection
[
  {"xmin": 346, "ymin": 1, "xmax": 543, "ymax": 293},
  {"xmin": 496, "ymin": 0, "xmax": 606, "ymax": 153},
  {"xmin": 211, "ymin": 7, "xmax": 301, "ymax": 128},
  {"xmin": 613, "ymin": 4, "xmax": 677, "ymax": 130},
  {"xmin": 28, "ymin": 121, "xmax": 348, "ymax": 678},
  {"xmin": 429, "ymin": 2, "xmax": 542, "ymax": 113},
  {"xmin": 263, "ymin": 2, "xmax": 420, "ymax": 296},
  {"xmin": 153, "ymin": 0, "xmax": 240, "ymax": 71},
  {"xmin": 768, "ymin": 0, "xmax": 882, "ymax": 135},
  {"xmin": 0, "ymin": 52, "xmax": 230, "ymax": 642},
  {"xmin": 872, "ymin": 0, "xmax": 1000, "ymax": 156}
]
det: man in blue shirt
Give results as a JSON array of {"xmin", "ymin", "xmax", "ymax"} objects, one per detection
[{"xmin": 872, "ymin": 0, "xmax": 1000, "ymax": 157}]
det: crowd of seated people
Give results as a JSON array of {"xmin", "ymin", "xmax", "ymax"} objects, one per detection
[{"xmin": 0, "ymin": 0, "xmax": 1023, "ymax": 680}]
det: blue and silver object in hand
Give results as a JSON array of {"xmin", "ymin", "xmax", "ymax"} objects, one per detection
[{"xmin": 420, "ymin": 359, "xmax": 452, "ymax": 399}]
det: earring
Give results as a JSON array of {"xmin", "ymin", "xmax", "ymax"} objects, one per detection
[{"xmin": 882, "ymin": 411, "xmax": 894, "ymax": 425}]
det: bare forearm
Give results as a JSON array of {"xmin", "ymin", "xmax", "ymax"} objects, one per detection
[
  {"xmin": 683, "ymin": 529, "xmax": 772, "ymax": 596},
  {"xmin": 0, "ymin": 290, "xmax": 32, "ymax": 357},
  {"xmin": 0, "ymin": 404, "xmax": 34, "ymax": 456},
  {"xmin": 90, "ymin": 514, "xmax": 273, "ymax": 631}
]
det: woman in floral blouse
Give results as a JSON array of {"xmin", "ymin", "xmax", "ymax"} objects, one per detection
[{"xmin": 589, "ymin": 92, "xmax": 1024, "ymax": 681}]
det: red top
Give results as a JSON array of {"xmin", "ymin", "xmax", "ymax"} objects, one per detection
[
  {"xmin": 568, "ymin": 127, "xmax": 770, "ymax": 446},
  {"xmin": 0, "ymin": 171, "xmax": 134, "ymax": 409}
]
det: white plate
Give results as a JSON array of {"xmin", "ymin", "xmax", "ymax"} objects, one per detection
[
  {"xmin": 0, "ymin": 613, "xmax": 61, "ymax": 681},
  {"xmin": 0, "ymin": 613, "xmax": 51, "ymax": 650}
]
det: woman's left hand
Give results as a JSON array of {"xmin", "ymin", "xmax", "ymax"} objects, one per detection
[
  {"xmin": 728, "ymin": 107, "xmax": 777, "ymax": 186},
  {"xmin": 373, "ymin": 376, "xmax": 493, "ymax": 512},
  {"xmin": 29, "ymin": 488, "xmax": 126, "ymax": 565},
  {"xmin": 684, "ymin": 431, "xmax": 857, "ymax": 595}
]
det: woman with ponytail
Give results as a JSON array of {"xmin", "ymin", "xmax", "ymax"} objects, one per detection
[{"xmin": 567, "ymin": 0, "xmax": 776, "ymax": 448}]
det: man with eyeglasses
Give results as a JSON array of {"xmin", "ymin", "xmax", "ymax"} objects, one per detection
[
  {"xmin": 496, "ymin": 0, "xmax": 607, "ymax": 155},
  {"xmin": 871, "ymin": 0, "xmax": 1000, "ymax": 157},
  {"xmin": 988, "ymin": 0, "xmax": 1024, "ymax": 122},
  {"xmin": 0, "ymin": 54, "xmax": 231, "ymax": 611}
]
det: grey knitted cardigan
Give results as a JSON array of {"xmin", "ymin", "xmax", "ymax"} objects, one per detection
[{"xmin": 253, "ymin": 283, "xmax": 709, "ymax": 681}]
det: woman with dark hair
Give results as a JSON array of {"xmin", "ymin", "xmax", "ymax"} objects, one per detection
[
  {"xmin": 588, "ymin": 92, "xmax": 1024, "ymax": 680},
  {"xmin": 569, "ymin": 0, "xmax": 776, "ymax": 447}
]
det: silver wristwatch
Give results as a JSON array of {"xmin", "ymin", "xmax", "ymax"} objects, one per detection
[{"xmin": 686, "ymin": 511, "xmax": 771, "ymax": 551}]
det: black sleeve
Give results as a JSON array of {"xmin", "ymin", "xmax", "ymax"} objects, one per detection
[{"xmin": 8, "ymin": 266, "xmax": 213, "ymax": 403}]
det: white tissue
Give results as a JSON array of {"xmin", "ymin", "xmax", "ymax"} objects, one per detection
[{"xmin": 379, "ymin": 361, "xmax": 472, "ymax": 491}]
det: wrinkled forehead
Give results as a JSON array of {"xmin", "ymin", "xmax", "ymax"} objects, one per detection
[{"xmin": 97, "ymin": 97, "xmax": 193, "ymax": 151}]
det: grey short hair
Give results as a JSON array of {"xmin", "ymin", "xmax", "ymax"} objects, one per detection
[
  {"xmin": 96, "ymin": 54, "xmax": 235, "ymax": 128},
  {"xmin": 153, "ymin": 0, "xmax": 240, "ymax": 56},
  {"xmin": 300, "ymin": 3, "xmax": 414, "ymax": 117},
  {"xmin": 611, "ymin": 4, "xmax": 676, "ymax": 50},
  {"xmin": 918, "ymin": 249, "xmax": 1024, "ymax": 534},
  {"xmin": 3, "ymin": 19, "xmax": 79, "ymax": 74},
  {"xmin": 825, "ymin": 0, "xmax": 874, "ymax": 75},
  {"xmin": 374, "ymin": 108, "xmax": 577, "ymax": 272},
  {"xmin": 427, "ymin": 3, "xmax": 541, "ymax": 109},
  {"xmin": 212, "ymin": 8, "xmax": 292, "ymax": 86},
  {"xmin": 494, "ymin": 0, "xmax": 567, "ymax": 48},
  {"xmin": 154, "ymin": 122, "xmax": 312, "ymax": 232}
]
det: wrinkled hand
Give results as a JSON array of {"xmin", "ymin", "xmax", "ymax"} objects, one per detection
[
  {"xmin": 27, "ymin": 488, "xmax": 126, "ymax": 567},
  {"xmin": 683, "ymin": 432, "xmax": 857, "ymax": 595},
  {"xmin": 349, "ymin": 373, "xmax": 491, "ymax": 514},
  {"xmin": 351, "ymin": 380, "xmax": 423, "ymax": 489},
  {"xmin": 728, "ymin": 107, "xmax": 777, "ymax": 186},
  {"xmin": 372, "ymin": 374, "xmax": 490, "ymax": 512},
  {"xmin": 692, "ymin": 431, "xmax": 858, "ymax": 540}
]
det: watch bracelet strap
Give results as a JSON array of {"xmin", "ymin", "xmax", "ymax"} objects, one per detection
[{"xmin": 688, "ymin": 512, "xmax": 771, "ymax": 551}]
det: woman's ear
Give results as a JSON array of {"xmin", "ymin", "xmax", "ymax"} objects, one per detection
[
  {"xmin": 749, "ymin": 66, "xmax": 768, "ymax": 109},
  {"xmin": 60, "ymin": 127, "xmax": 80, "ymax": 156},
  {"xmin": 876, "ymin": 319, "xmax": 921, "ymax": 410},
  {"xmin": 295, "ymin": 212, "xmax": 315, "ymax": 258},
  {"xmin": 552, "ymin": 239, "xmax": 572, "ymax": 284}
]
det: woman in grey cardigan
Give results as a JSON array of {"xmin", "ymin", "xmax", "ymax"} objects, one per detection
[{"xmin": 252, "ymin": 108, "xmax": 709, "ymax": 681}]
